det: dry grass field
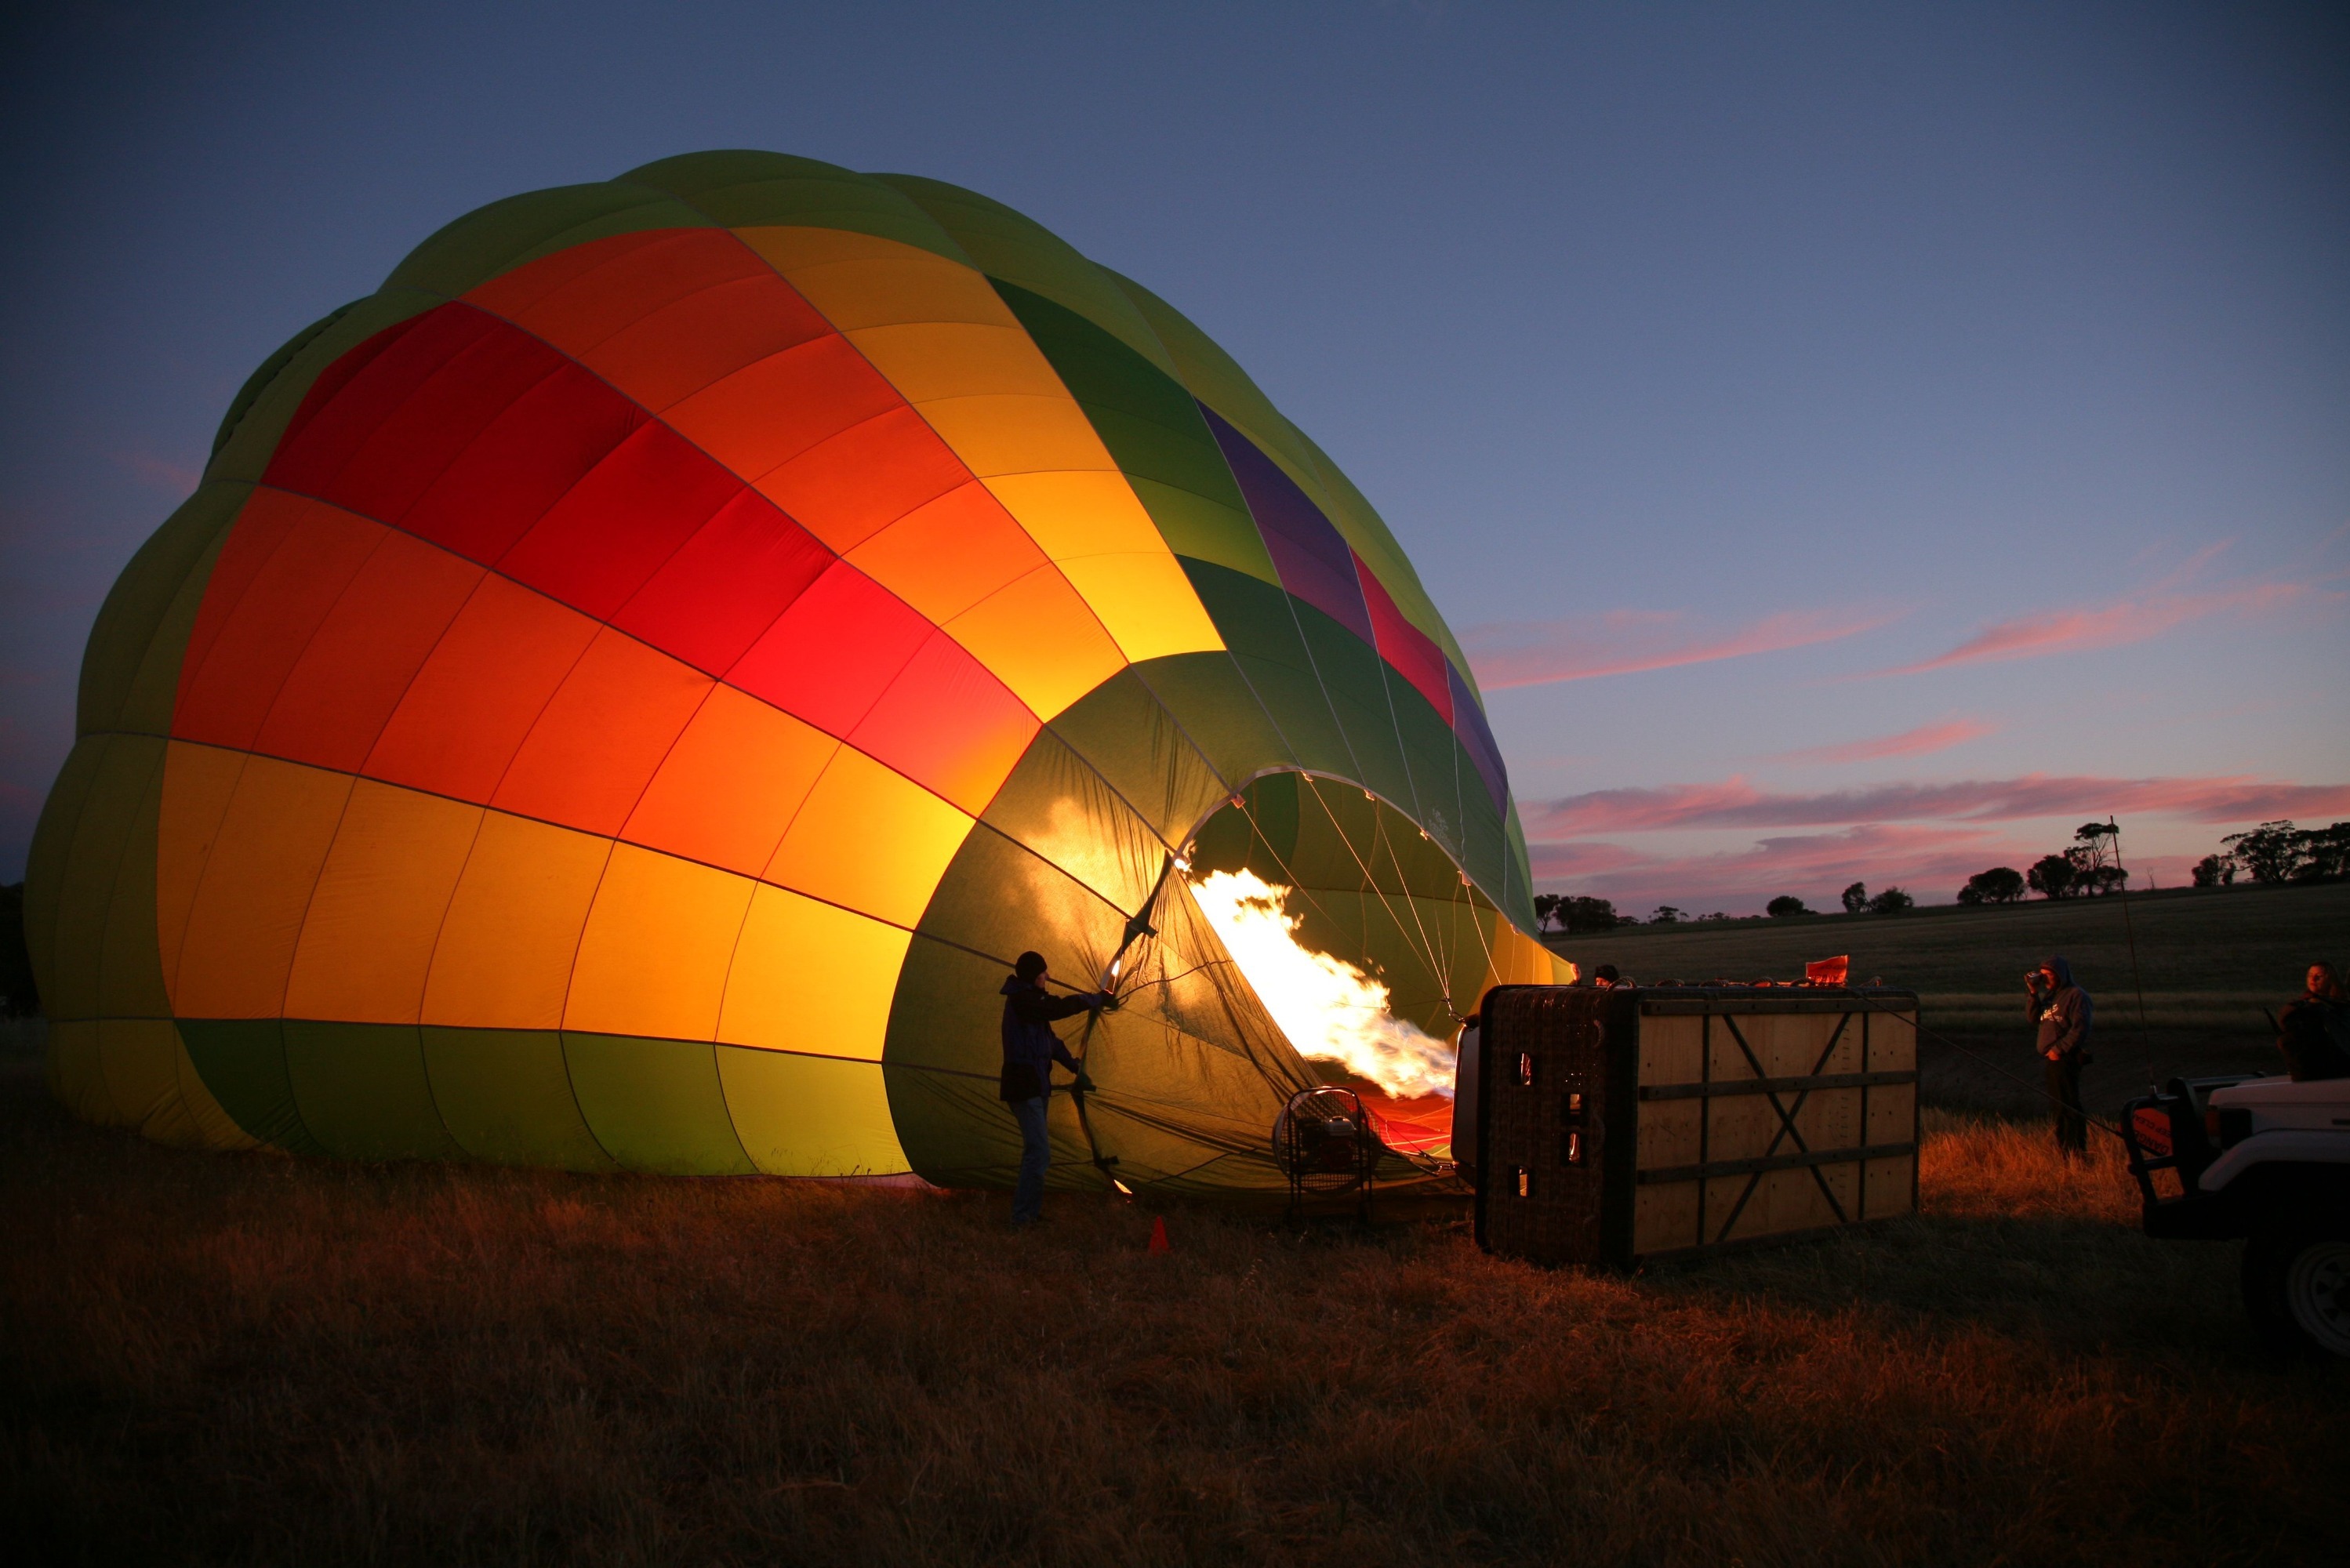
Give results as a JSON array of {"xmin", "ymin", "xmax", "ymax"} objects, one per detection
[
  {"xmin": 3, "ymin": 1028, "xmax": 2344, "ymax": 1568},
  {"xmin": 1549, "ymin": 881, "xmax": 2348, "ymax": 1116}
]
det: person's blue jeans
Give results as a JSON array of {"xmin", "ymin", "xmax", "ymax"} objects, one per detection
[{"xmin": 1011, "ymin": 1094, "xmax": 1051, "ymax": 1224}]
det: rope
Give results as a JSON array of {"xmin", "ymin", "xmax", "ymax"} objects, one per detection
[
  {"xmin": 1295, "ymin": 783, "xmax": 1451, "ymax": 994},
  {"xmin": 1290, "ymin": 779, "xmax": 1473, "ymax": 1022},
  {"xmin": 1204, "ymin": 780, "xmax": 1461, "ymax": 1029},
  {"xmin": 2102, "ymin": 818, "xmax": 2160, "ymax": 1094},
  {"xmin": 1066, "ymin": 851, "xmax": 1185, "ymax": 1191}
]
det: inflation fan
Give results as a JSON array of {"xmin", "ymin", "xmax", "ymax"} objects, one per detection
[{"xmin": 1272, "ymin": 1086, "xmax": 1386, "ymax": 1219}]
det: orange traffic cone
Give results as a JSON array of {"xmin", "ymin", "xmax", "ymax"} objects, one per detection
[{"xmin": 1147, "ymin": 1215, "xmax": 1170, "ymax": 1254}]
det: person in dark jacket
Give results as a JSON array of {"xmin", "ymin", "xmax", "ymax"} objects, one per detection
[
  {"xmin": 2276, "ymin": 962, "xmax": 2350, "ymax": 1082},
  {"xmin": 2027, "ymin": 956, "xmax": 2094, "ymax": 1159},
  {"xmin": 1000, "ymin": 950, "xmax": 1113, "ymax": 1226}
]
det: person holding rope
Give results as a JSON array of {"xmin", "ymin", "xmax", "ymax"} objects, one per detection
[
  {"xmin": 998, "ymin": 950, "xmax": 1114, "ymax": 1228},
  {"xmin": 2027, "ymin": 956, "xmax": 2094, "ymax": 1160}
]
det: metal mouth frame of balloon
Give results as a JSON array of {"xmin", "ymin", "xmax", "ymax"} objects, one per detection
[{"xmin": 1060, "ymin": 766, "xmax": 1517, "ymax": 1195}]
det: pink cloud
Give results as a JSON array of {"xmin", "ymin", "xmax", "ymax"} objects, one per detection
[
  {"xmin": 1525, "ymin": 773, "xmax": 2350, "ymax": 837},
  {"xmin": 1465, "ymin": 606, "xmax": 1895, "ymax": 690},
  {"xmin": 1769, "ymin": 718, "xmax": 1994, "ymax": 764},
  {"xmin": 111, "ymin": 451, "xmax": 202, "ymax": 495},
  {"xmin": 1531, "ymin": 826, "xmax": 2225, "ymax": 915},
  {"xmin": 1883, "ymin": 576, "xmax": 2338, "ymax": 675},
  {"xmin": 1522, "ymin": 840, "xmax": 1654, "ymax": 880},
  {"xmin": 1531, "ymin": 823, "xmax": 2014, "ymax": 912}
]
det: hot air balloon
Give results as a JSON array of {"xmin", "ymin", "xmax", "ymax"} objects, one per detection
[{"xmin": 25, "ymin": 152, "xmax": 1568, "ymax": 1197}]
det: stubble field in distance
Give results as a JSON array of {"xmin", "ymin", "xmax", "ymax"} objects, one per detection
[{"xmin": 1546, "ymin": 881, "xmax": 2346, "ymax": 1114}]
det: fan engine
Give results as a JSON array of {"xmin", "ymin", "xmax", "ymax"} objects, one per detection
[{"xmin": 1272, "ymin": 1086, "xmax": 1386, "ymax": 1218}]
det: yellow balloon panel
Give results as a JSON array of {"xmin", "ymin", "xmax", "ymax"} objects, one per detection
[
  {"xmin": 847, "ymin": 322, "xmax": 1069, "ymax": 404},
  {"xmin": 761, "ymin": 747, "xmax": 975, "ymax": 928},
  {"xmin": 563, "ymin": 844, "xmax": 758, "ymax": 1042},
  {"xmin": 155, "ymin": 741, "xmax": 249, "ymax": 1000},
  {"xmin": 420, "ymin": 811, "xmax": 614, "ymax": 1031},
  {"xmin": 1055, "ymin": 551, "xmax": 1226, "ymax": 664},
  {"xmin": 717, "ymin": 884, "xmax": 910, "ymax": 1059},
  {"xmin": 283, "ymin": 779, "xmax": 482, "ymax": 1024},
  {"xmin": 941, "ymin": 565, "xmax": 1127, "ymax": 721},
  {"xmin": 165, "ymin": 751, "xmax": 354, "ymax": 1018},
  {"xmin": 716, "ymin": 1047, "xmax": 910, "ymax": 1177},
  {"xmin": 735, "ymin": 224, "xmax": 1019, "ymax": 332}
]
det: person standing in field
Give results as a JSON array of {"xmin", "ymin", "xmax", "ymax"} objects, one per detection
[
  {"xmin": 2276, "ymin": 962, "xmax": 2350, "ymax": 1081},
  {"xmin": 998, "ymin": 951, "xmax": 1113, "ymax": 1227},
  {"xmin": 2027, "ymin": 956, "xmax": 2094, "ymax": 1160}
]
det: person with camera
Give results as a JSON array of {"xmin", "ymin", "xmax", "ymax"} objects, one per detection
[
  {"xmin": 2027, "ymin": 956, "xmax": 2094, "ymax": 1160},
  {"xmin": 998, "ymin": 950, "xmax": 1116, "ymax": 1227}
]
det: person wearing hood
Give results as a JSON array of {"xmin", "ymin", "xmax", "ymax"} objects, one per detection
[
  {"xmin": 999, "ymin": 950, "xmax": 1115, "ymax": 1227},
  {"xmin": 2027, "ymin": 956, "xmax": 2094, "ymax": 1159},
  {"xmin": 2276, "ymin": 962, "xmax": 2350, "ymax": 1082}
]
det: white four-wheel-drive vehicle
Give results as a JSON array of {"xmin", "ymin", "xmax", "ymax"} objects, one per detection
[{"xmin": 2121, "ymin": 1073, "xmax": 2350, "ymax": 1358}]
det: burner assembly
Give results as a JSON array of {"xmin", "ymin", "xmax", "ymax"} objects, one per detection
[{"xmin": 1273, "ymin": 1086, "xmax": 1386, "ymax": 1218}]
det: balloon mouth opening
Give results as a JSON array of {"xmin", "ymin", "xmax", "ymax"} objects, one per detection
[
  {"xmin": 1186, "ymin": 866, "xmax": 1458, "ymax": 1102},
  {"xmin": 1178, "ymin": 777, "xmax": 1486, "ymax": 1156}
]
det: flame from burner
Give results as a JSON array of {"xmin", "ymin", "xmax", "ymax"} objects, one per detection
[{"xmin": 1189, "ymin": 869, "xmax": 1457, "ymax": 1100}]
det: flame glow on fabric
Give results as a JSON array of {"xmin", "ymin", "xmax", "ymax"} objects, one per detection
[{"xmin": 24, "ymin": 151, "xmax": 1567, "ymax": 1196}]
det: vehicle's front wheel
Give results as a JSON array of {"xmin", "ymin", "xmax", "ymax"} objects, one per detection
[{"xmin": 2243, "ymin": 1231, "xmax": 2350, "ymax": 1359}]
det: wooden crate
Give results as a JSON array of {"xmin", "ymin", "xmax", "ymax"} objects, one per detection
[{"xmin": 1473, "ymin": 985, "xmax": 1919, "ymax": 1268}]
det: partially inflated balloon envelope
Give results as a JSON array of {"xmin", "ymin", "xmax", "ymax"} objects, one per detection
[{"xmin": 27, "ymin": 153, "xmax": 1569, "ymax": 1196}]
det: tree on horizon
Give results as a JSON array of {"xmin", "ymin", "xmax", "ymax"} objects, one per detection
[
  {"xmin": 1957, "ymin": 866, "xmax": 2025, "ymax": 905},
  {"xmin": 2027, "ymin": 854, "xmax": 2076, "ymax": 899}
]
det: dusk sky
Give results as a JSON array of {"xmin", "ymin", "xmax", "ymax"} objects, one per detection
[{"xmin": 3, "ymin": 2, "xmax": 2344, "ymax": 914}]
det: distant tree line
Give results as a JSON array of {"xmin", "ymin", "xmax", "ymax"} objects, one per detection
[
  {"xmin": 2190, "ymin": 819, "xmax": 2350, "ymax": 887},
  {"xmin": 1834, "ymin": 883, "xmax": 1912, "ymax": 915},
  {"xmin": 1943, "ymin": 817, "xmax": 2349, "ymax": 909},
  {"xmin": 1531, "ymin": 894, "xmax": 1625, "ymax": 933},
  {"xmin": 1533, "ymin": 817, "xmax": 2348, "ymax": 936},
  {"xmin": 1956, "ymin": 822, "xmax": 2127, "ymax": 906},
  {"xmin": 1530, "ymin": 895, "xmax": 1754, "ymax": 932},
  {"xmin": 1530, "ymin": 886, "xmax": 1909, "ymax": 931}
]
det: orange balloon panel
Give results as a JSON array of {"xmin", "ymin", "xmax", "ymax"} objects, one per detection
[
  {"xmin": 361, "ymin": 574, "xmax": 604, "ymax": 802},
  {"xmin": 485, "ymin": 628, "xmax": 712, "ymax": 838},
  {"xmin": 174, "ymin": 492, "xmax": 386, "ymax": 753},
  {"xmin": 619, "ymin": 687, "xmax": 838, "ymax": 879},
  {"xmin": 844, "ymin": 480, "xmax": 1047, "ymax": 626}
]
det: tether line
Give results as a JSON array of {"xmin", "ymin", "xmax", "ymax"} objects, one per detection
[{"xmin": 2101, "ymin": 817, "xmax": 2159, "ymax": 1094}]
